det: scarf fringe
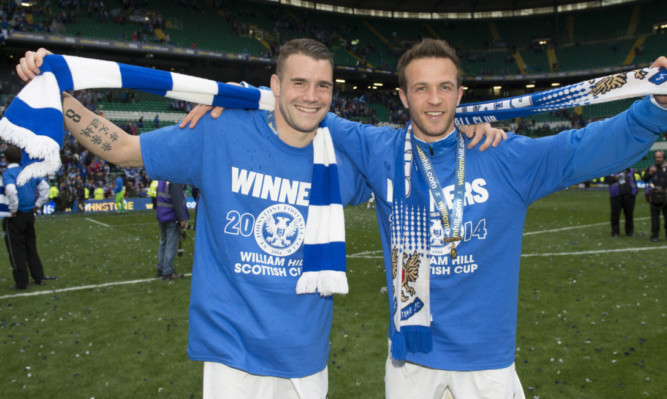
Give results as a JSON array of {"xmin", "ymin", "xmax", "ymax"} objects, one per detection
[
  {"xmin": 391, "ymin": 326, "xmax": 433, "ymax": 361},
  {"xmin": 390, "ymin": 331, "xmax": 407, "ymax": 361},
  {"xmin": 0, "ymin": 118, "xmax": 61, "ymax": 185},
  {"xmin": 296, "ymin": 270, "xmax": 348, "ymax": 296}
]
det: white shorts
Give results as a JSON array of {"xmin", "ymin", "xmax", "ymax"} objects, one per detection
[
  {"xmin": 385, "ymin": 354, "xmax": 526, "ymax": 399},
  {"xmin": 203, "ymin": 361, "xmax": 328, "ymax": 399}
]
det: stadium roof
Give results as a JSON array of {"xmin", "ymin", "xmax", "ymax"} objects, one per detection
[{"xmin": 277, "ymin": 0, "xmax": 638, "ymax": 18}]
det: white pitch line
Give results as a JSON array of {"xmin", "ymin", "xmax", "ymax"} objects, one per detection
[
  {"xmin": 85, "ymin": 217, "xmax": 112, "ymax": 227},
  {"xmin": 347, "ymin": 244, "xmax": 667, "ymax": 259},
  {"xmin": 523, "ymin": 217, "xmax": 650, "ymax": 236},
  {"xmin": 347, "ymin": 250, "xmax": 383, "ymax": 259},
  {"xmin": 521, "ymin": 245, "xmax": 667, "ymax": 257},
  {"xmin": 0, "ymin": 274, "xmax": 192, "ymax": 300}
]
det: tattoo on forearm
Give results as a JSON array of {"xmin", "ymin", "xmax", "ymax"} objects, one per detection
[
  {"xmin": 64, "ymin": 109, "xmax": 115, "ymax": 152},
  {"xmin": 65, "ymin": 108, "xmax": 81, "ymax": 123},
  {"xmin": 80, "ymin": 126, "xmax": 94, "ymax": 137}
]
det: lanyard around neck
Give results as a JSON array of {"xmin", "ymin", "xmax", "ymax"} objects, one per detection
[{"xmin": 410, "ymin": 123, "xmax": 466, "ymax": 258}]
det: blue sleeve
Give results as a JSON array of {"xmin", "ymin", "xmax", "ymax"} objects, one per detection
[
  {"xmin": 503, "ymin": 96, "xmax": 665, "ymax": 204},
  {"xmin": 140, "ymin": 115, "xmax": 212, "ymax": 188},
  {"xmin": 324, "ymin": 113, "xmax": 398, "ymax": 184},
  {"xmin": 336, "ymin": 149, "xmax": 371, "ymax": 206},
  {"xmin": 2, "ymin": 170, "xmax": 16, "ymax": 186}
]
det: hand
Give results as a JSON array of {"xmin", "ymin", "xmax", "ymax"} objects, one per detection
[
  {"xmin": 651, "ymin": 56, "xmax": 667, "ymax": 107},
  {"xmin": 16, "ymin": 48, "xmax": 53, "ymax": 82},
  {"xmin": 459, "ymin": 123, "xmax": 508, "ymax": 151},
  {"xmin": 179, "ymin": 104, "xmax": 224, "ymax": 129},
  {"xmin": 179, "ymin": 221, "xmax": 188, "ymax": 229},
  {"xmin": 649, "ymin": 165, "xmax": 657, "ymax": 174}
]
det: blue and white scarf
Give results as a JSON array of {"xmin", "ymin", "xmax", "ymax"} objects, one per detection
[
  {"xmin": 298, "ymin": 125, "xmax": 348, "ymax": 296},
  {"xmin": 455, "ymin": 66, "xmax": 667, "ymax": 125},
  {"xmin": 390, "ymin": 65, "xmax": 667, "ymax": 361},
  {"xmin": 0, "ymin": 54, "xmax": 345, "ymax": 296}
]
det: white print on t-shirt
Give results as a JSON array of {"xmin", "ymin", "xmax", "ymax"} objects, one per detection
[
  {"xmin": 224, "ymin": 206, "xmax": 306, "ymax": 258},
  {"xmin": 385, "ymin": 177, "xmax": 488, "ymax": 275},
  {"xmin": 231, "ymin": 166, "xmax": 310, "ymax": 207},
  {"xmin": 430, "ymin": 253, "xmax": 479, "ymax": 276},
  {"xmin": 385, "ymin": 177, "xmax": 489, "ymax": 208},
  {"xmin": 429, "ymin": 217, "xmax": 488, "ymax": 257},
  {"xmin": 253, "ymin": 204, "xmax": 306, "ymax": 257}
]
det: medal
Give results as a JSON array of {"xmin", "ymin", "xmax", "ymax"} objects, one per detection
[{"xmin": 442, "ymin": 236, "xmax": 462, "ymax": 259}]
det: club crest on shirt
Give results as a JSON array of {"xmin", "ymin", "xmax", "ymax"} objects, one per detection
[{"xmin": 254, "ymin": 204, "xmax": 305, "ymax": 256}]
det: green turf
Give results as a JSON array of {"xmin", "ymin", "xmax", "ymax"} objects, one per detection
[{"xmin": 0, "ymin": 189, "xmax": 665, "ymax": 398}]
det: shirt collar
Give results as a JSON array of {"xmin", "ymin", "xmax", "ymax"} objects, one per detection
[{"xmin": 412, "ymin": 126, "xmax": 458, "ymax": 153}]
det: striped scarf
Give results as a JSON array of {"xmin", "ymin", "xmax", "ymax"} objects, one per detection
[
  {"xmin": 390, "ymin": 65, "xmax": 667, "ymax": 361},
  {"xmin": 455, "ymin": 66, "xmax": 667, "ymax": 125},
  {"xmin": 0, "ymin": 54, "xmax": 345, "ymax": 296}
]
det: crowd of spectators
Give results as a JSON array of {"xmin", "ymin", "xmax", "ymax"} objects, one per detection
[
  {"xmin": 1, "ymin": 0, "xmax": 652, "ymax": 80},
  {"xmin": 516, "ymin": 108, "xmax": 588, "ymax": 137},
  {"xmin": 42, "ymin": 126, "xmax": 151, "ymax": 212},
  {"xmin": 331, "ymin": 92, "xmax": 379, "ymax": 125},
  {"xmin": 0, "ymin": 1, "xmax": 69, "ymax": 39},
  {"xmin": 0, "ymin": 0, "xmax": 164, "ymax": 45},
  {"xmin": 0, "ymin": 134, "xmax": 149, "ymax": 213}
]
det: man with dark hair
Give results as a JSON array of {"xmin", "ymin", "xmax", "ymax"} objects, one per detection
[
  {"xmin": 185, "ymin": 38, "xmax": 667, "ymax": 397},
  {"xmin": 16, "ymin": 39, "xmax": 503, "ymax": 397},
  {"xmin": 642, "ymin": 150, "xmax": 667, "ymax": 242},
  {"xmin": 324, "ymin": 39, "xmax": 667, "ymax": 398},
  {"xmin": 2, "ymin": 144, "xmax": 50, "ymax": 289},
  {"xmin": 16, "ymin": 39, "xmax": 369, "ymax": 398}
]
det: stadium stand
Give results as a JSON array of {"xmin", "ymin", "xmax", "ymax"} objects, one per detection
[{"xmin": 0, "ymin": 0, "xmax": 665, "ymax": 188}]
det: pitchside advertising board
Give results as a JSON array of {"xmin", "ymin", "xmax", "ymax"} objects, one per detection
[{"xmin": 40, "ymin": 197, "xmax": 197, "ymax": 215}]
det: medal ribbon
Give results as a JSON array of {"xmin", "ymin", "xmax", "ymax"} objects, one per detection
[{"xmin": 410, "ymin": 124, "xmax": 465, "ymax": 257}]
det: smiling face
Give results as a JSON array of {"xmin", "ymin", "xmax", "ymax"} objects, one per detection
[
  {"xmin": 271, "ymin": 53, "xmax": 333, "ymax": 147},
  {"xmin": 398, "ymin": 57, "xmax": 463, "ymax": 143}
]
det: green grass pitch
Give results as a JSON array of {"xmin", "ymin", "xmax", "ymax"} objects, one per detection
[{"xmin": 0, "ymin": 188, "xmax": 664, "ymax": 398}]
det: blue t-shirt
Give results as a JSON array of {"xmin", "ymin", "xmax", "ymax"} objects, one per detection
[
  {"xmin": 2, "ymin": 166, "xmax": 45, "ymax": 212},
  {"xmin": 325, "ymin": 96, "xmax": 666, "ymax": 371},
  {"xmin": 140, "ymin": 109, "xmax": 369, "ymax": 377}
]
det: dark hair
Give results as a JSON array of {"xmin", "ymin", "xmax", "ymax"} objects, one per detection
[
  {"xmin": 4, "ymin": 144, "xmax": 22, "ymax": 164},
  {"xmin": 275, "ymin": 38, "xmax": 333, "ymax": 78},
  {"xmin": 397, "ymin": 38, "xmax": 462, "ymax": 91}
]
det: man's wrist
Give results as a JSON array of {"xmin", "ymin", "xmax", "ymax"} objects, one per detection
[{"xmin": 650, "ymin": 95, "xmax": 667, "ymax": 111}]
